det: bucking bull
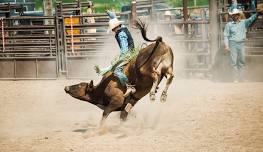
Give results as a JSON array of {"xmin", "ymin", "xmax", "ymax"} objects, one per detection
[{"xmin": 64, "ymin": 20, "xmax": 174, "ymax": 125}]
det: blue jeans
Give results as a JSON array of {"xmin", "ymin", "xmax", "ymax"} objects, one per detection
[
  {"xmin": 229, "ymin": 41, "xmax": 245, "ymax": 80},
  {"xmin": 114, "ymin": 66, "xmax": 128, "ymax": 86}
]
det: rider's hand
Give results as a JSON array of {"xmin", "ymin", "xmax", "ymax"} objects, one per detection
[
  {"xmin": 224, "ymin": 46, "xmax": 230, "ymax": 55},
  {"xmin": 94, "ymin": 65, "xmax": 100, "ymax": 74}
]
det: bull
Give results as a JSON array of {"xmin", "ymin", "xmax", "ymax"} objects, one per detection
[{"xmin": 64, "ymin": 20, "xmax": 174, "ymax": 125}]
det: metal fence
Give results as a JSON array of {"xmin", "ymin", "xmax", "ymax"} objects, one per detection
[
  {"xmin": 0, "ymin": 1, "xmax": 212, "ymax": 80},
  {"xmin": 0, "ymin": 16, "xmax": 57, "ymax": 80},
  {"xmin": 60, "ymin": 14, "xmax": 113, "ymax": 79},
  {"xmin": 152, "ymin": 6, "xmax": 211, "ymax": 78}
]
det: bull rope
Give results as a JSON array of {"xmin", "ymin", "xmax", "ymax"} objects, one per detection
[
  {"xmin": 1, "ymin": 17, "xmax": 5, "ymax": 52},
  {"xmin": 70, "ymin": 15, "xmax": 74, "ymax": 54}
]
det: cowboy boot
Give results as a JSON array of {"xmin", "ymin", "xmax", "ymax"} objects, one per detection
[
  {"xmin": 123, "ymin": 83, "xmax": 136, "ymax": 97},
  {"xmin": 94, "ymin": 65, "xmax": 101, "ymax": 74}
]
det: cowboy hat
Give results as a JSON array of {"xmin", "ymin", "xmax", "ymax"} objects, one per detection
[
  {"xmin": 107, "ymin": 18, "xmax": 124, "ymax": 33},
  {"xmin": 229, "ymin": 8, "xmax": 241, "ymax": 15},
  {"xmin": 164, "ymin": 10, "xmax": 172, "ymax": 16}
]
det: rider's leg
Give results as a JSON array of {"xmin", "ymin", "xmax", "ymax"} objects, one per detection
[
  {"xmin": 114, "ymin": 67, "xmax": 136, "ymax": 97},
  {"xmin": 94, "ymin": 65, "xmax": 112, "ymax": 75}
]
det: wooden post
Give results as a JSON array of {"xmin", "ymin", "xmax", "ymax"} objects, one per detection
[
  {"xmin": 1, "ymin": 18, "xmax": 5, "ymax": 52},
  {"xmin": 225, "ymin": 0, "xmax": 229, "ymax": 20},
  {"xmin": 209, "ymin": 0, "xmax": 219, "ymax": 65},
  {"xmin": 76, "ymin": 0, "xmax": 81, "ymax": 15},
  {"xmin": 43, "ymin": 0, "xmax": 53, "ymax": 21},
  {"xmin": 183, "ymin": 0, "xmax": 189, "ymax": 77},
  {"xmin": 150, "ymin": 0, "xmax": 153, "ymax": 20},
  {"xmin": 130, "ymin": 0, "xmax": 137, "ymax": 26},
  {"xmin": 183, "ymin": 0, "xmax": 188, "ymax": 35}
]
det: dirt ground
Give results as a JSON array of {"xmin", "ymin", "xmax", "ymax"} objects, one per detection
[{"xmin": 0, "ymin": 79, "xmax": 263, "ymax": 152}]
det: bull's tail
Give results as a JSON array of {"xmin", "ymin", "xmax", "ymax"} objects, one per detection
[
  {"xmin": 134, "ymin": 19, "xmax": 162, "ymax": 70},
  {"xmin": 135, "ymin": 19, "xmax": 162, "ymax": 43}
]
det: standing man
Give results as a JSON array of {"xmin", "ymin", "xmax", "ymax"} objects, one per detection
[
  {"xmin": 95, "ymin": 10, "xmax": 136, "ymax": 96},
  {"xmin": 224, "ymin": 7, "xmax": 262, "ymax": 82}
]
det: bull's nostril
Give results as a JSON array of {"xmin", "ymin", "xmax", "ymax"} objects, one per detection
[{"xmin": 64, "ymin": 86, "xmax": 70, "ymax": 92}]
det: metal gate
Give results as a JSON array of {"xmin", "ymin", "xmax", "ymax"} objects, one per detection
[
  {"xmin": 59, "ymin": 14, "xmax": 112, "ymax": 79},
  {"xmin": 0, "ymin": 16, "xmax": 57, "ymax": 80},
  {"xmin": 0, "ymin": 6, "xmax": 122, "ymax": 80}
]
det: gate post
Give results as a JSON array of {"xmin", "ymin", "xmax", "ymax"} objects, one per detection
[
  {"xmin": 55, "ymin": 2, "xmax": 67, "ymax": 77},
  {"xmin": 183, "ymin": 0, "xmax": 189, "ymax": 77},
  {"xmin": 183, "ymin": 0, "xmax": 188, "ymax": 35},
  {"xmin": 130, "ymin": 0, "xmax": 137, "ymax": 26},
  {"xmin": 209, "ymin": 0, "xmax": 219, "ymax": 66}
]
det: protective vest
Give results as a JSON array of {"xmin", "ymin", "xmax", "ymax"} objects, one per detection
[{"xmin": 115, "ymin": 26, "xmax": 135, "ymax": 51}]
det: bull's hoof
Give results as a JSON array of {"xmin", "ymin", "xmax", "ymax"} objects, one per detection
[
  {"xmin": 82, "ymin": 130, "xmax": 96, "ymax": 139},
  {"xmin": 160, "ymin": 91, "xmax": 167, "ymax": 103},
  {"xmin": 150, "ymin": 92, "xmax": 155, "ymax": 101},
  {"xmin": 98, "ymin": 126, "xmax": 108, "ymax": 135},
  {"xmin": 155, "ymin": 87, "xmax": 159, "ymax": 93}
]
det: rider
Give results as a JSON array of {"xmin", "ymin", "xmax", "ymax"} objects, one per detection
[{"xmin": 95, "ymin": 10, "xmax": 136, "ymax": 97}]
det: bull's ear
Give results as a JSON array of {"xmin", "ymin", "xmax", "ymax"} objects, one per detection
[{"xmin": 89, "ymin": 80, "xmax": 94, "ymax": 88}]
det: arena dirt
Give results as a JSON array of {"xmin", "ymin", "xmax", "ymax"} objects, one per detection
[{"xmin": 0, "ymin": 79, "xmax": 263, "ymax": 152}]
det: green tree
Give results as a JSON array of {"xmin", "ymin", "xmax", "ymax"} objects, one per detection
[
  {"xmin": 35, "ymin": 0, "xmax": 130, "ymax": 12},
  {"xmin": 168, "ymin": 0, "xmax": 208, "ymax": 7}
]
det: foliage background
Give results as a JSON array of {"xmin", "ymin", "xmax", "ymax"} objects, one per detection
[
  {"xmin": 34, "ymin": 0, "xmax": 208, "ymax": 12},
  {"xmin": 168, "ymin": 0, "xmax": 208, "ymax": 7},
  {"xmin": 35, "ymin": 0, "xmax": 130, "ymax": 12},
  {"xmin": 35, "ymin": 0, "xmax": 208, "ymax": 12}
]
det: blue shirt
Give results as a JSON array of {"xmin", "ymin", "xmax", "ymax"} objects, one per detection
[
  {"xmin": 224, "ymin": 13, "xmax": 258, "ymax": 47},
  {"xmin": 106, "ymin": 11, "xmax": 116, "ymax": 19}
]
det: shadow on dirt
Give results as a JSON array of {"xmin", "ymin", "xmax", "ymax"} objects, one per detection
[{"xmin": 73, "ymin": 129, "xmax": 88, "ymax": 133}]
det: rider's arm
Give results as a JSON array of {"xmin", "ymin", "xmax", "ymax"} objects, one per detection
[{"xmin": 106, "ymin": 10, "xmax": 116, "ymax": 19}]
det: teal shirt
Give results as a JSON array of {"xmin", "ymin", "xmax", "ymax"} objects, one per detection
[{"xmin": 224, "ymin": 13, "xmax": 258, "ymax": 47}]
